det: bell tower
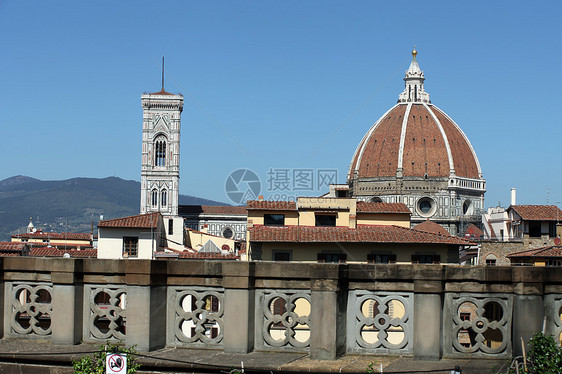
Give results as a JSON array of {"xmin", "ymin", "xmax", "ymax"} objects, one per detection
[{"xmin": 140, "ymin": 62, "xmax": 183, "ymax": 216}]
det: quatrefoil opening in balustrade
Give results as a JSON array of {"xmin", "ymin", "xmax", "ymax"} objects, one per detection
[
  {"xmin": 175, "ymin": 290, "xmax": 224, "ymax": 345},
  {"xmin": 89, "ymin": 288, "xmax": 126, "ymax": 341},
  {"xmin": 454, "ymin": 299, "xmax": 506, "ymax": 354},
  {"xmin": 11, "ymin": 285, "xmax": 52, "ymax": 336},
  {"xmin": 356, "ymin": 297, "xmax": 408, "ymax": 349},
  {"xmin": 263, "ymin": 293, "xmax": 310, "ymax": 348}
]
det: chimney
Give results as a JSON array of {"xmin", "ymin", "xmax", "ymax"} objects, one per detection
[
  {"xmin": 258, "ymin": 195, "xmax": 264, "ymax": 201},
  {"xmin": 511, "ymin": 188, "xmax": 516, "ymax": 206}
]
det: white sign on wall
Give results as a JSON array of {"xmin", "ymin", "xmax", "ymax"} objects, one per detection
[{"xmin": 106, "ymin": 353, "xmax": 127, "ymax": 374}]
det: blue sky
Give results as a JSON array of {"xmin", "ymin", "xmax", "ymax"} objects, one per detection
[{"xmin": 1, "ymin": 1, "xmax": 561, "ymax": 207}]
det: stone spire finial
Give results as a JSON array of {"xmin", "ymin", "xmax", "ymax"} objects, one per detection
[{"xmin": 398, "ymin": 48, "xmax": 430, "ymax": 103}]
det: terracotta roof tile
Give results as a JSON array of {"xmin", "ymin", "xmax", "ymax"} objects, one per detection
[
  {"xmin": 413, "ymin": 220, "xmax": 451, "ymax": 236},
  {"xmin": 249, "ymin": 225, "xmax": 473, "ymax": 245},
  {"xmin": 463, "ymin": 223, "xmax": 484, "ymax": 239},
  {"xmin": 508, "ymin": 205, "xmax": 562, "ymax": 221},
  {"xmin": 98, "ymin": 212, "xmax": 161, "ymax": 229},
  {"xmin": 356, "ymin": 201, "xmax": 411, "ymax": 214},
  {"xmin": 177, "ymin": 251, "xmax": 239, "ymax": 260},
  {"xmin": 0, "ymin": 242, "xmax": 26, "ymax": 251},
  {"xmin": 507, "ymin": 245, "xmax": 562, "ymax": 258},
  {"xmin": 247, "ymin": 200, "xmax": 297, "ymax": 211},
  {"xmin": 349, "ymin": 103, "xmax": 482, "ymax": 179},
  {"xmin": 12, "ymin": 232, "xmax": 91, "ymax": 240},
  {"xmin": 29, "ymin": 248, "xmax": 97, "ymax": 258}
]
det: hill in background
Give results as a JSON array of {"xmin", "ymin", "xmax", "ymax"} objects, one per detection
[{"xmin": 0, "ymin": 176, "xmax": 226, "ymax": 241}]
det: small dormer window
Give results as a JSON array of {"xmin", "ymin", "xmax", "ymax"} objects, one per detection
[
  {"xmin": 315, "ymin": 214, "xmax": 336, "ymax": 227},
  {"xmin": 264, "ymin": 214, "xmax": 285, "ymax": 226}
]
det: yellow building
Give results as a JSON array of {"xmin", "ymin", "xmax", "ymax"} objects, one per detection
[{"xmin": 246, "ymin": 197, "xmax": 472, "ymax": 263}]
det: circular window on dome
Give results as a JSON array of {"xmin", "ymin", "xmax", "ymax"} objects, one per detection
[
  {"xmin": 222, "ymin": 226, "xmax": 234, "ymax": 239},
  {"xmin": 417, "ymin": 197, "xmax": 436, "ymax": 217},
  {"xmin": 463, "ymin": 200, "xmax": 473, "ymax": 216},
  {"xmin": 370, "ymin": 197, "xmax": 383, "ymax": 203}
]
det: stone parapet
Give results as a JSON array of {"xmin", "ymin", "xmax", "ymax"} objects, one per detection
[{"xmin": 0, "ymin": 259, "xmax": 561, "ymax": 361}]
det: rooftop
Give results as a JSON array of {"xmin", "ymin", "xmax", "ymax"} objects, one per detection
[
  {"xmin": 247, "ymin": 200, "xmax": 297, "ymax": 211},
  {"xmin": 413, "ymin": 220, "xmax": 451, "ymax": 236},
  {"xmin": 508, "ymin": 205, "xmax": 562, "ymax": 221},
  {"xmin": 507, "ymin": 245, "xmax": 562, "ymax": 259},
  {"xmin": 98, "ymin": 212, "xmax": 161, "ymax": 229},
  {"xmin": 356, "ymin": 201, "xmax": 411, "ymax": 214},
  {"xmin": 12, "ymin": 232, "xmax": 92, "ymax": 241},
  {"xmin": 249, "ymin": 225, "xmax": 473, "ymax": 245}
]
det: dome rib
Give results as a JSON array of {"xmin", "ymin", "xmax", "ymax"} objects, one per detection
[
  {"xmin": 431, "ymin": 106, "xmax": 481, "ymax": 179},
  {"xmin": 424, "ymin": 103, "xmax": 455, "ymax": 175},
  {"xmin": 396, "ymin": 103, "xmax": 413, "ymax": 174}
]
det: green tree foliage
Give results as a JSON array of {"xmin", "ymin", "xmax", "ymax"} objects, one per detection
[
  {"xmin": 528, "ymin": 332, "xmax": 562, "ymax": 374},
  {"xmin": 508, "ymin": 332, "xmax": 562, "ymax": 374},
  {"xmin": 72, "ymin": 343, "xmax": 141, "ymax": 374}
]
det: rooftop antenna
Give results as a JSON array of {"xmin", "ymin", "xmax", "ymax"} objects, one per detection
[{"xmin": 161, "ymin": 56, "xmax": 165, "ymax": 91}]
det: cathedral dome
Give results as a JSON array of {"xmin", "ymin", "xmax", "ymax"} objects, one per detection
[{"xmin": 348, "ymin": 50, "xmax": 482, "ymax": 181}]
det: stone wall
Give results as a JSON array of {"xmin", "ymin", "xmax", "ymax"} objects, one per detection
[
  {"xmin": 1, "ymin": 258, "xmax": 561, "ymax": 361},
  {"xmin": 480, "ymin": 236, "xmax": 559, "ymax": 265}
]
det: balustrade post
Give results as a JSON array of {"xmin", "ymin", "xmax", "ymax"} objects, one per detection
[
  {"xmin": 223, "ymin": 262, "xmax": 255, "ymax": 353},
  {"xmin": 51, "ymin": 258, "xmax": 83, "ymax": 344},
  {"xmin": 413, "ymin": 274, "xmax": 443, "ymax": 360},
  {"xmin": 512, "ymin": 267, "xmax": 544, "ymax": 357},
  {"xmin": 125, "ymin": 260, "xmax": 167, "ymax": 352},
  {"xmin": 0, "ymin": 258, "xmax": 3, "ymax": 339},
  {"xmin": 310, "ymin": 264, "xmax": 347, "ymax": 360}
]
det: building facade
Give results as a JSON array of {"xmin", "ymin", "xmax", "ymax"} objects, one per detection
[
  {"xmin": 246, "ymin": 197, "xmax": 472, "ymax": 263},
  {"xmin": 180, "ymin": 205, "xmax": 247, "ymax": 240},
  {"xmin": 347, "ymin": 49, "xmax": 486, "ymax": 235}
]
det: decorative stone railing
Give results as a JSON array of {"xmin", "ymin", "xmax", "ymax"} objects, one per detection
[{"xmin": 0, "ymin": 258, "xmax": 561, "ymax": 361}]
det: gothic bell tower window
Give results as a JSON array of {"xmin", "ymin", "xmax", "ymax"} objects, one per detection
[
  {"xmin": 154, "ymin": 137, "xmax": 167, "ymax": 167},
  {"xmin": 151, "ymin": 189, "xmax": 158, "ymax": 207},
  {"xmin": 161, "ymin": 189, "xmax": 167, "ymax": 207}
]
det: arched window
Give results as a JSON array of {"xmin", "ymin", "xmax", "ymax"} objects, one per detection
[
  {"xmin": 154, "ymin": 136, "xmax": 167, "ymax": 167},
  {"xmin": 161, "ymin": 189, "xmax": 167, "ymax": 207},
  {"xmin": 151, "ymin": 189, "xmax": 158, "ymax": 207}
]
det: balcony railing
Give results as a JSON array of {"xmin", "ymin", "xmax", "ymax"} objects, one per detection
[{"xmin": 0, "ymin": 257, "xmax": 560, "ymax": 360}]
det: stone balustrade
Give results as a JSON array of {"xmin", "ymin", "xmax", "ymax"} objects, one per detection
[{"xmin": 1, "ymin": 257, "xmax": 561, "ymax": 361}]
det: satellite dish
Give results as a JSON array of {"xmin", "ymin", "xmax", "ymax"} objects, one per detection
[
  {"xmin": 555, "ymin": 237, "xmax": 561, "ymax": 246},
  {"xmin": 63, "ymin": 253, "xmax": 71, "ymax": 258}
]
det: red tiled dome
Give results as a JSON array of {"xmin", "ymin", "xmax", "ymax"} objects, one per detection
[
  {"xmin": 349, "ymin": 102, "xmax": 481, "ymax": 180},
  {"xmin": 349, "ymin": 50, "xmax": 482, "ymax": 181}
]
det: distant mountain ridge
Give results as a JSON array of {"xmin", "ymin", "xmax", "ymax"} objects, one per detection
[{"xmin": 0, "ymin": 176, "xmax": 227, "ymax": 241}]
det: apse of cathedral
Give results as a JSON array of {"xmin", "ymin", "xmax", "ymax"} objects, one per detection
[{"xmin": 347, "ymin": 49, "xmax": 485, "ymax": 235}]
